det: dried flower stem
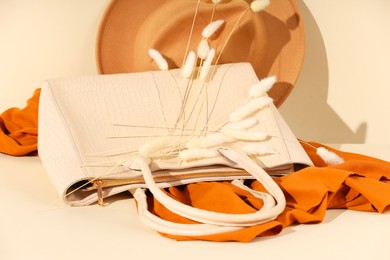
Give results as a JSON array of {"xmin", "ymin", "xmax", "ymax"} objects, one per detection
[
  {"xmin": 206, "ymin": 63, "xmax": 234, "ymax": 126},
  {"xmin": 175, "ymin": 49, "xmax": 203, "ymax": 130},
  {"xmin": 150, "ymin": 72, "xmax": 169, "ymax": 131},
  {"xmin": 178, "ymin": 77, "xmax": 198, "ymax": 130},
  {"xmin": 171, "ymin": 77, "xmax": 195, "ymax": 135},
  {"xmin": 112, "ymin": 122, "xmax": 219, "ymax": 133},
  {"xmin": 204, "ymin": 7, "xmax": 252, "ymax": 125},
  {"xmin": 184, "ymin": 50, "xmax": 217, "ymax": 137},
  {"xmin": 216, "ymin": 9, "xmax": 249, "ymax": 65},
  {"xmin": 171, "ymin": 0, "xmax": 201, "ymax": 137},
  {"xmin": 192, "ymin": 50, "xmax": 217, "ymax": 134},
  {"xmin": 210, "ymin": 3, "xmax": 217, "ymax": 22},
  {"xmin": 80, "ymin": 161, "xmax": 117, "ymax": 167},
  {"xmin": 180, "ymin": 0, "xmax": 201, "ymax": 69},
  {"xmin": 106, "ymin": 134, "xmax": 196, "ymax": 139},
  {"xmin": 85, "ymin": 149, "xmax": 137, "ymax": 158},
  {"xmin": 181, "ymin": 78, "xmax": 212, "ymax": 138}
]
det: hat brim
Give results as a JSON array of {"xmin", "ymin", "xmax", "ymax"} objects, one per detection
[{"xmin": 96, "ymin": 0, "xmax": 305, "ymax": 107}]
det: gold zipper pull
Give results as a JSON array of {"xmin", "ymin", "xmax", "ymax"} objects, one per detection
[{"xmin": 95, "ymin": 180, "xmax": 104, "ymax": 206}]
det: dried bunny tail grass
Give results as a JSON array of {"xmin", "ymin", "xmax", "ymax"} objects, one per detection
[
  {"xmin": 202, "ymin": 20, "xmax": 225, "ymax": 39},
  {"xmin": 199, "ymin": 48, "xmax": 216, "ymax": 80},
  {"xmin": 242, "ymin": 143, "xmax": 275, "ymax": 156},
  {"xmin": 316, "ymin": 147, "xmax": 345, "ymax": 165},
  {"xmin": 249, "ymin": 76, "xmax": 277, "ymax": 98},
  {"xmin": 148, "ymin": 49, "xmax": 169, "ymax": 71},
  {"xmin": 186, "ymin": 133, "xmax": 234, "ymax": 149},
  {"xmin": 138, "ymin": 137, "xmax": 173, "ymax": 157},
  {"xmin": 222, "ymin": 128, "xmax": 268, "ymax": 141},
  {"xmin": 197, "ymin": 38, "xmax": 210, "ymax": 60},
  {"xmin": 179, "ymin": 148, "xmax": 219, "ymax": 161},
  {"xmin": 182, "ymin": 51, "xmax": 196, "ymax": 78},
  {"xmin": 212, "ymin": 0, "xmax": 221, "ymax": 3},
  {"xmin": 229, "ymin": 96, "xmax": 273, "ymax": 122},
  {"xmin": 223, "ymin": 117, "xmax": 258, "ymax": 131},
  {"xmin": 250, "ymin": 0, "xmax": 270, "ymax": 12}
]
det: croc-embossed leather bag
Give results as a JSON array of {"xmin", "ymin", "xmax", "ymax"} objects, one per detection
[{"xmin": 38, "ymin": 62, "xmax": 312, "ymax": 236}]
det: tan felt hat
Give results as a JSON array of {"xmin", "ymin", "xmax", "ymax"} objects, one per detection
[{"xmin": 96, "ymin": 0, "xmax": 305, "ymax": 107}]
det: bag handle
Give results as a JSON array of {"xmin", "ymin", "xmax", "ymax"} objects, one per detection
[
  {"xmin": 133, "ymin": 188, "xmax": 243, "ymax": 236},
  {"xmin": 131, "ymin": 147, "xmax": 286, "ymax": 227},
  {"xmin": 133, "ymin": 178, "xmax": 279, "ymax": 236}
]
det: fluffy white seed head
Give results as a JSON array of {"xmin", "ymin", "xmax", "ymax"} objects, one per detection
[
  {"xmin": 186, "ymin": 133, "xmax": 233, "ymax": 149},
  {"xmin": 179, "ymin": 149, "xmax": 220, "ymax": 161},
  {"xmin": 316, "ymin": 147, "xmax": 345, "ymax": 165},
  {"xmin": 242, "ymin": 143, "xmax": 275, "ymax": 156},
  {"xmin": 138, "ymin": 137, "xmax": 172, "ymax": 157},
  {"xmin": 250, "ymin": 0, "xmax": 270, "ymax": 12},
  {"xmin": 182, "ymin": 51, "xmax": 196, "ymax": 78},
  {"xmin": 148, "ymin": 49, "xmax": 168, "ymax": 71},
  {"xmin": 249, "ymin": 76, "xmax": 277, "ymax": 98},
  {"xmin": 197, "ymin": 38, "xmax": 210, "ymax": 60},
  {"xmin": 202, "ymin": 20, "xmax": 225, "ymax": 39},
  {"xmin": 229, "ymin": 96, "xmax": 273, "ymax": 122},
  {"xmin": 199, "ymin": 48, "xmax": 216, "ymax": 80},
  {"xmin": 223, "ymin": 117, "xmax": 258, "ymax": 131},
  {"xmin": 222, "ymin": 129, "xmax": 268, "ymax": 141},
  {"xmin": 212, "ymin": 0, "xmax": 221, "ymax": 4}
]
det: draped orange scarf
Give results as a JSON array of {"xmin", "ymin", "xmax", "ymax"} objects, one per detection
[
  {"xmin": 149, "ymin": 143, "xmax": 390, "ymax": 242},
  {"xmin": 1, "ymin": 89, "xmax": 390, "ymax": 243},
  {"xmin": 0, "ymin": 88, "xmax": 40, "ymax": 156}
]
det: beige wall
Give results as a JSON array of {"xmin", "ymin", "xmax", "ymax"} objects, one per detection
[
  {"xmin": 280, "ymin": 0, "xmax": 390, "ymax": 143},
  {"xmin": 0, "ymin": 0, "xmax": 108, "ymax": 108},
  {"xmin": 1, "ymin": 0, "xmax": 389, "ymax": 144}
]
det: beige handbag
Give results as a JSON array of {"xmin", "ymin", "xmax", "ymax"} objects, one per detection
[{"xmin": 38, "ymin": 62, "xmax": 312, "ymax": 236}]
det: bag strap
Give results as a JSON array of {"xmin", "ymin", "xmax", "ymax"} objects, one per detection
[
  {"xmin": 130, "ymin": 147, "xmax": 286, "ymax": 228},
  {"xmin": 133, "ymin": 188, "xmax": 243, "ymax": 236},
  {"xmin": 133, "ymin": 178, "xmax": 280, "ymax": 236}
]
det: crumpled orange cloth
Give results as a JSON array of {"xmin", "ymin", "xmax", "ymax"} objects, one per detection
[
  {"xmin": 145, "ymin": 142, "xmax": 390, "ymax": 242},
  {"xmin": 0, "ymin": 88, "xmax": 40, "ymax": 156}
]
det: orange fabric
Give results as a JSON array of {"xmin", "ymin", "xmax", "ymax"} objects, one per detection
[
  {"xmin": 0, "ymin": 88, "xmax": 40, "ymax": 156},
  {"xmin": 145, "ymin": 142, "xmax": 390, "ymax": 242}
]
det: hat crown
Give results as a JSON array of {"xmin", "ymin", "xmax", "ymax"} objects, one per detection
[
  {"xmin": 133, "ymin": 0, "xmax": 267, "ymax": 72},
  {"xmin": 97, "ymin": 0, "xmax": 305, "ymax": 107}
]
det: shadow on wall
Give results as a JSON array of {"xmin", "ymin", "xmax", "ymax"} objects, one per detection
[{"xmin": 279, "ymin": 0, "xmax": 366, "ymax": 143}]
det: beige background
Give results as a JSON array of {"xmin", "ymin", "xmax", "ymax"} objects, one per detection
[
  {"xmin": 280, "ymin": 0, "xmax": 390, "ymax": 144},
  {"xmin": 0, "ymin": 0, "xmax": 389, "ymax": 144}
]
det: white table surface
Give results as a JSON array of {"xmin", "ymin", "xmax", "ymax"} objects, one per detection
[{"xmin": 1, "ymin": 144, "xmax": 390, "ymax": 260}]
